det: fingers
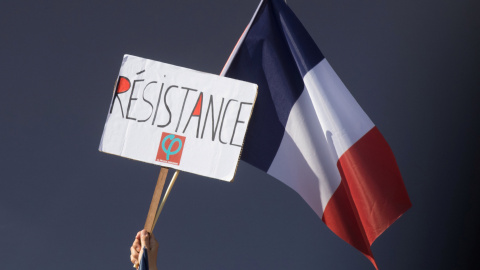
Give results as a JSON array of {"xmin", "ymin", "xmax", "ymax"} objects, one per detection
[
  {"xmin": 130, "ymin": 253, "xmax": 138, "ymax": 264},
  {"xmin": 130, "ymin": 244, "xmax": 139, "ymax": 257},
  {"xmin": 140, "ymin": 229, "xmax": 151, "ymax": 250},
  {"xmin": 135, "ymin": 230, "xmax": 142, "ymax": 241},
  {"xmin": 131, "ymin": 229, "xmax": 156, "ymax": 269},
  {"xmin": 149, "ymin": 232, "xmax": 159, "ymax": 250},
  {"xmin": 131, "ymin": 231, "xmax": 143, "ymax": 266},
  {"xmin": 132, "ymin": 238, "xmax": 141, "ymax": 252},
  {"xmin": 130, "ymin": 245, "xmax": 139, "ymax": 265}
]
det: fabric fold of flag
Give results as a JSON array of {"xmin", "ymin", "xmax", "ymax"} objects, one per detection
[
  {"xmin": 221, "ymin": 0, "xmax": 411, "ymax": 268},
  {"xmin": 139, "ymin": 247, "xmax": 149, "ymax": 270}
]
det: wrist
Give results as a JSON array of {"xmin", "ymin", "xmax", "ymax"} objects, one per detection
[{"xmin": 148, "ymin": 257, "xmax": 157, "ymax": 270}]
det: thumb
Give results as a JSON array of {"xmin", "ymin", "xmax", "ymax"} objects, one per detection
[{"xmin": 140, "ymin": 230, "xmax": 151, "ymax": 251}]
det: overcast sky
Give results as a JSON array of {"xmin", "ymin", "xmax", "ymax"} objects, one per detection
[{"xmin": 1, "ymin": 0, "xmax": 479, "ymax": 269}]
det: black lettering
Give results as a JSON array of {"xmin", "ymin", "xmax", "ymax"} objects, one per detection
[
  {"xmin": 157, "ymin": 84, "xmax": 174, "ymax": 128},
  {"xmin": 126, "ymin": 80, "xmax": 144, "ymax": 120},
  {"xmin": 201, "ymin": 96, "xmax": 224, "ymax": 141},
  {"xmin": 230, "ymin": 102, "xmax": 253, "ymax": 147},
  {"xmin": 151, "ymin": 83, "xmax": 166, "ymax": 125},
  {"xmin": 182, "ymin": 92, "xmax": 203, "ymax": 138},
  {"xmin": 109, "ymin": 77, "xmax": 131, "ymax": 118},
  {"xmin": 109, "ymin": 93, "xmax": 124, "ymax": 117},
  {"xmin": 175, "ymin": 87, "xmax": 197, "ymax": 132},
  {"xmin": 137, "ymin": 81, "xmax": 156, "ymax": 123},
  {"xmin": 219, "ymin": 99, "xmax": 238, "ymax": 144}
]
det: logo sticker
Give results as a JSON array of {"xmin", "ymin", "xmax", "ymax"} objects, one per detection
[{"xmin": 156, "ymin": 132, "xmax": 186, "ymax": 165}]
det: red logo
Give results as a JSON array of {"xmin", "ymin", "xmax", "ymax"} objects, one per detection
[{"xmin": 156, "ymin": 132, "xmax": 186, "ymax": 165}]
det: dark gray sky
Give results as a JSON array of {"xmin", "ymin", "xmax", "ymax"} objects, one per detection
[{"xmin": 1, "ymin": 0, "xmax": 479, "ymax": 269}]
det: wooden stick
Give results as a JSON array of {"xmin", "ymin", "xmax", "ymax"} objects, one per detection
[
  {"xmin": 135, "ymin": 169, "xmax": 178, "ymax": 269},
  {"xmin": 152, "ymin": 170, "xmax": 179, "ymax": 229},
  {"xmin": 143, "ymin": 167, "xmax": 168, "ymax": 233}
]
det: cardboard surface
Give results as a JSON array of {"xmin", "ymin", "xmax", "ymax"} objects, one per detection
[{"xmin": 99, "ymin": 55, "xmax": 257, "ymax": 181}]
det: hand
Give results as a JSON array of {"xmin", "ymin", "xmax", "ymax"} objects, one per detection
[{"xmin": 130, "ymin": 229, "xmax": 159, "ymax": 270}]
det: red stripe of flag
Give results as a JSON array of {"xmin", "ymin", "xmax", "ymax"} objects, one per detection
[{"xmin": 322, "ymin": 127, "xmax": 411, "ymax": 268}]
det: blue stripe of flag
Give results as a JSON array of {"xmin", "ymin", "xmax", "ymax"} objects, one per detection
[
  {"xmin": 138, "ymin": 247, "xmax": 148, "ymax": 270},
  {"xmin": 270, "ymin": 0, "xmax": 324, "ymax": 76},
  {"xmin": 225, "ymin": 0, "xmax": 325, "ymax": 171}
]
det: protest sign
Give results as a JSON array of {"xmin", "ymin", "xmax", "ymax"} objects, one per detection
[{"xmin": 99, "ymin": 55, "xmax": 257, "ymax": 181}]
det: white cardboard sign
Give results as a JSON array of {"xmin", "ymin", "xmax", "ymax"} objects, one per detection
[{"xmin": 99, "ymin": 55, "xmax": 257, "ymax": 181}]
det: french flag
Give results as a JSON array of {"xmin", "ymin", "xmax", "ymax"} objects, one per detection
[{"xmin": 221, "ymin": 0, "xmax": 411, "ymax": 268}]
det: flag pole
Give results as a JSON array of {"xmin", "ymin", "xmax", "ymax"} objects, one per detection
[{"xmin": 152, "ymin": 170, "xmax": 179, "ymax": 229}]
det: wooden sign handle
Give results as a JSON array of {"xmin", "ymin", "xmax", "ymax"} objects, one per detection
[{"xmin": 144, "ymin": 167, "xmax": 168, "ymax": 233}]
